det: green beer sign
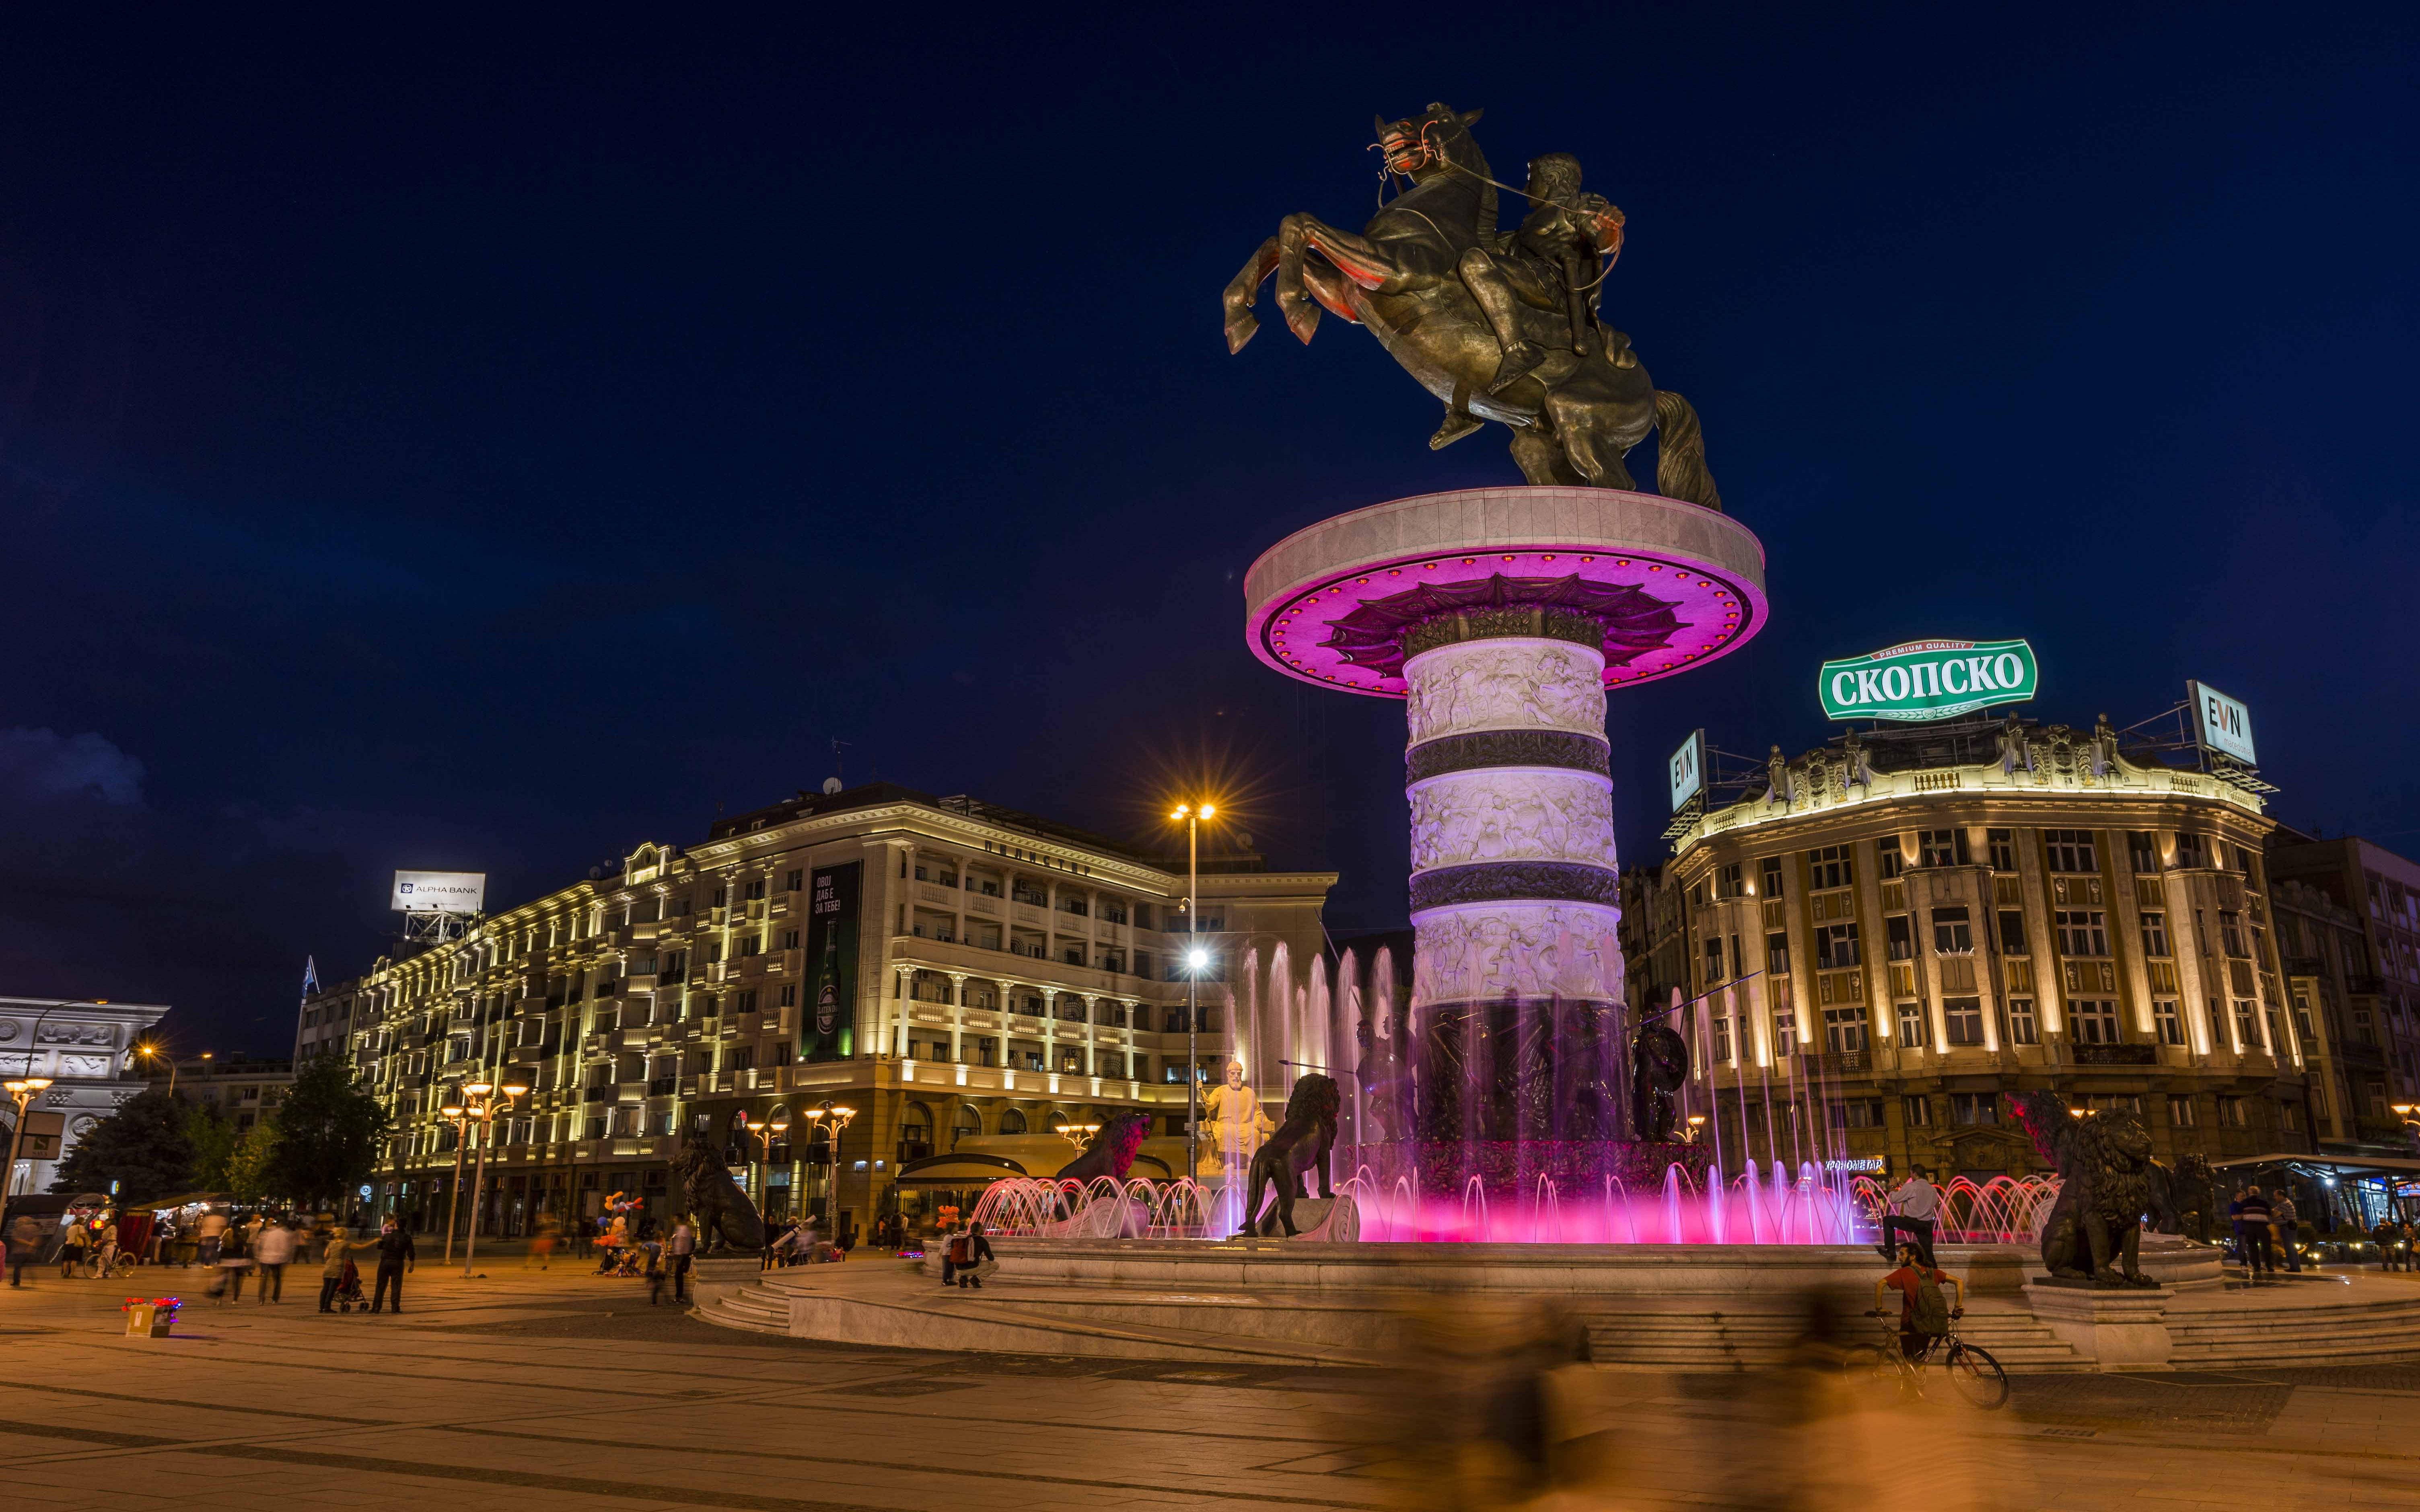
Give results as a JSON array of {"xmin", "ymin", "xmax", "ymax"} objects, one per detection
[{"xmin": 1819, "ymin": 638, "xmax": 2038, "ymax": 722}]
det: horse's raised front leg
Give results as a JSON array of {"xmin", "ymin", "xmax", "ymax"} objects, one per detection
[
  {"xmin": 1222, "ymin": 235, "xmax": 1280, "ymax": 355},
  {"xmin": 1277, "ymin": 214, "xmax": 1405, "ymax": 344}
]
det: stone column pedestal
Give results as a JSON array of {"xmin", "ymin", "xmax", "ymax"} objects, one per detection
[{"xmin": 2022, "ymin": 1279, "xmax": 2174, "ymax": 1370}]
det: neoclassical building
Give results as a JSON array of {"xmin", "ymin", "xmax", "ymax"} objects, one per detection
[
  {"xmin": 296, "ymin": 783, "xmax": 1333, "ymax": 1245},
  {"xmin": 1632, "ymin": 715, "xmax": 2311, "ymax": 1180},
  {"xmin": 1, "ymin": 996, "xmax": 171, "ymax": 1197}
]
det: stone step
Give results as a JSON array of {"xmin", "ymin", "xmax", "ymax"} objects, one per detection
[{"xmin": 1581, "ymin": 1310, "xmax": 2089, "ymax": 1373}]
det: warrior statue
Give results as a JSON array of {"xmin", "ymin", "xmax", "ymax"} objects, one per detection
[{"xmin": 1222, "ymin": 103, "xmax": 1718, "ymax": 506}]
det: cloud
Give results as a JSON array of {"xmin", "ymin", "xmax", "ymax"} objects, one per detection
[{"xmin": 0, "ymin": 727, "xmax": 146, "ymax": 807}]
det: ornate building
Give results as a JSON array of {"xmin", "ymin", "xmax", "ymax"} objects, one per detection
[
  {"xmin": 2266, "ymin": 828, "xmax": 2420, "ymax": 1150},
  {"xmin": 1648, "ymin": 715, "xmax": 2307, "ymax": 1180},
  {"xmin": 296, "ymin": 783, "xmax": 1333, "ymax": 1245},
  {"xmin": 1, "ymin": 996, "xmax": 171, "ymax": 1197}
]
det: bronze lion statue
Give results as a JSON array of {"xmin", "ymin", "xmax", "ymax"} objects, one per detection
[
  {"xmin": 2009, "ymin": 1090, "xmax": 2164, "ymax": 1287},
  {"xmin": 672, "ymin": 1132, "xmax": 765, "ymax": 1254},
  {"xmin": 1238, "ymin": 1074, "xmax": 1340, "ymax": 1238}
]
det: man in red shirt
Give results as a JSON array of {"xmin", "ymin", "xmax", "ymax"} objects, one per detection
[{"xmin": 1875, "ymin": 1242, "xmax": 1963, "ymax": 1361}]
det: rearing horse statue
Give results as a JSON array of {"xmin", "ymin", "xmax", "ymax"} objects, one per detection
[{"xmin": 1222, "ymin": 102, "xmax": 1720, "ymax": 508}]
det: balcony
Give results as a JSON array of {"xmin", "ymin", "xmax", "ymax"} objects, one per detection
[
  {"xmin": 1803, "ymin": 1050, "xmax": 1869, "ymax": 1076},
  {"xmin": 645, "ymin": 1076, "xmax": 678, "ymax": 1097},
  {"xmin": 2070, "ymin": 1044, "xmax": 2157, "ymax": 1067}
]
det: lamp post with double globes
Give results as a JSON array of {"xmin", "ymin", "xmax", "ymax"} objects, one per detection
[
  {"xmin": 438, "ymin": 1103, "xmax": 472, "ymax": 1264},
  {"xmin": 739, "ymin": 1111, "xmax": 791, "ymax": 1219},
  {"xmin": 1168, "ymin": 800, "xmax": 1220, "ymax": 1183},
  {"xmin": 800, "ymin": 1100, "xmax": 857, "ymax": 1234},
  {"xmin": 4, "ymin": 1077, "xmax": 55, "ymax": 1203},
  {"xmin": 457, "ymin": 1079, "xmax": 528, "ymax": 1276}
]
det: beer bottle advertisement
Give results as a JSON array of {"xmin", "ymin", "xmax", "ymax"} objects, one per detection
[{"xmin": 801, "ymin": 861, "xmax": 860, "ymax": 1062}]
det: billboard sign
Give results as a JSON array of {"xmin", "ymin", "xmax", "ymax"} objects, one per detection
[
  {"xmin": 1667, "ymin": 729, "xmax": 1706, "ymax": 812},
  {"xmin": 800, "ymin": 861, "xmax": 861, "ymax": 1063},
  {"xmin": 1818, "ymin": 639, "xmax": 2037, "ymax": 723},
  {"xmin": 2189, "ymin": 680, "xmax": 2257, "ymax": 765},
  {"xmin": 391, "ymin": 871, "xmax": 487, "ymax": 913},
  {"xmin": 11, "ymin": 1109, "xmax": 62, "ymax": 1160}
]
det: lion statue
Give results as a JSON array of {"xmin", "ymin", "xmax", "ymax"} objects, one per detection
[
  {"xmin": 1050, "ymin": 1111, "xmax": 1153, "ymax": 1214},
  {"xmin": 2008, "ymin": 1089, "xmax": 2164, "ymax": 1286},
  {"xmin": 1630, "ymin": 1006, "xmax": 1690, "ymax": 1142},
  {"xmin": 2155, "ymin": 1152, "xmax": 2217, "ymax": 1243},
  {"xmin": 671, "ymin": 1132, "xmax": 765, "ymax": 1254},
  {"xmin": 1238, "ymin": 1073, "xmax": 1341, "ymax": 1238}
]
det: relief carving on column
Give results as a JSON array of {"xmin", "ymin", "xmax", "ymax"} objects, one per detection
[
  {"xmin": 1408, "ymin": 769, "xmax": 1619, "ymax": 872},
  {"xmin": 1410, "ymin": 902, "xmax": 1622, "ymax": 1006},
  {"xmin": 1405, "ymin": 641, "xmax": 1607, "ymax": 745}
]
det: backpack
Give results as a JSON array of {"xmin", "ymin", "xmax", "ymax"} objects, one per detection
[
  {"xmin": 1909, "ymin": 1270, "xmax": 1951, "ymax": 1337},
  {"xmin": 948, "ymin": 1234, "xmax": 972, "ymax": 1265}
]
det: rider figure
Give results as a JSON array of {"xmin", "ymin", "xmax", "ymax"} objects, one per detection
[
  {"xmin": 1455, "ymin": 152, "xmax": 1634, "ymax": 398},
  {"xmin": 1877, "ymin": 1241, "xmax": 1963, "ymax": 1363}
]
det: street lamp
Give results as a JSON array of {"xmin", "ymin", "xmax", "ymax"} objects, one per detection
[
  {"xmin": 737, "ymin": 1111, "xmax": 792, "ymax": 1216},
  {"xmin": 4, "ymin": 1078, "xmax": 55, "ymax": 1204},
  {"xmin": 1058, "ymin": 1120, "xmax": 1101, "ymax": 1152},
  {"xmin": 438, "ymin": 1102, "xmax": 470, "ymax": 1264},
  {"xmin": 799, "ymin": 1100, "xmax": 856, "ymax": 1230},
  {"xmin": 1169, "ymin": 799, "xmax": 1219, "ymax": 1185},
  {"xmin": 457, "ymin": 1079, "xmax": 529, "ymax": 1276},
  {"xmin": 134, "ymin": 1044, "xmax": 177, "ymax": 1097}
]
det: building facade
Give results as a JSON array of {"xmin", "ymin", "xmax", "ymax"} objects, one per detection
[
  {"xmin": 2266, "ymin": 830, "xmax": 2420, "ymax": 1148},
  {"xmin": 298, "ymin": 784, "xmax": 1333, "ymax": 1244},
  {"xmin": 1643, "ymin": 716, "xmax": 2308, "ymax": 1180},
  {"xmin": 140, "ymin": 1055, "xmax": 296, "ymax": 1132},
  {"xmin": 1, "ymin": 996, "xmax": 171, "ymax": 1197}
]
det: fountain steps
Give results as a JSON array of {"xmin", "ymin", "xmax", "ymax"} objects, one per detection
[
  {"xmin": 1580, "ymin": 1304, "xmax": 2091, "ymax": 1373},
  {"xmin": 2163, "ymin": 1287, "xmax": 2420, "ymax": 1366}
]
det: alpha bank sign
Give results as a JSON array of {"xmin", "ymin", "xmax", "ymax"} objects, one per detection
[
  {"xmin": 1819, "ymin": 639, "xmax": 2038, "ymax": 723},
  {"xmin": 391, "ymin": 870, "xmax": 487, "ymax": 914}
]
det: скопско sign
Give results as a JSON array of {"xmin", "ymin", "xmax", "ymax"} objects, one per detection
[{"xmin": 1818, "ymin": 639, "xmax": 2037, "ymax": 722}]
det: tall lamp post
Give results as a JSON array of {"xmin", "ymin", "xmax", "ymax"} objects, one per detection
[
  {"xmin": 1168, "ymin": 801, "xmax": 1218, "ymax": 1184},
  {"xmin": 4, "ymin": 1077, "xmax": 55, "ymax": 1206},
  {"xmin": 457, "ymin": 1079, "xmax": 527, "ymax": 1277},
  {"xmin": 739, "ymin": 1111, "xmax": 791, "ymax": 1217},
  {"xmin": 438, "ymin": 1103, "xmax": 473, "ymax": 1264},
  {"xmin": 134, "ymin": 1044, "xmax": 178, "ymax": 1097},
  {"xmin": 800, "ymin": 1100, "xmax": 856, "ymax": 1234}
]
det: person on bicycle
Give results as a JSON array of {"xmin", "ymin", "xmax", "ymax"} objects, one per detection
[{"xmin": 1876, "ymin": 1241, "xmax": 1961, "ymax": 1361}]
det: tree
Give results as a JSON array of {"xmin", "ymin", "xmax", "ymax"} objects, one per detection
[
  {"xmin": 270, "ymin": 1052, "xmax": 387, "ymax": 1208},
  {"xmin": 226, "ymin": 1116, "xmax": 282, "ymax": 1204},
  {"xmin": 48, "ymin": 1089, "xmax": 193, "ymax": 1201},
  {"xmin": 186, "ymin": 1102, "xmax": 237, "ymax": 1192}
]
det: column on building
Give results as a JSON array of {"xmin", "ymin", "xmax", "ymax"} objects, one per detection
[
  {"xmin": 1081, "ymin": 994, "xmax": 1099, "ymax": 1076},
  {"xmin": 948, "ymin": 972, "xmax": 968, "ymax": 1064}
]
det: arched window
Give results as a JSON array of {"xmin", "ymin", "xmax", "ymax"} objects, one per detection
[
  {"xmin": 899, "ymin": 1103, "xmax": 934, "ymax": 1163},
  {"xmin": 998, "ymin": 1107, "xmax": 1028, "ymax": 1135},
  {"xmin": 953, "ymin": 1104, "xmax": 982, "ymax": 1148}
]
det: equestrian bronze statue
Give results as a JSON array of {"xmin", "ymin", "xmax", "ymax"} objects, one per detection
[{"xmin": 1222, "ymin": 103, "xmax": 1720, "ymax": 507}]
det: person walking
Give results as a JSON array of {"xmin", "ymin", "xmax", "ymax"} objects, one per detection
[
  {"xmin": 666, "ymin": 1219, "xmax": 696, "ymax": 1303},
  {"xmin": 318, "ymin": 1226, "xmax": 358, "ymax": 1312},
  {"xmin": 1877, "ymin": 1167, "xmax": 1941, "ymax": 1268},
  {"xmin": 527, "ymin": 1212, "xmax": 558, "ymax": 1271},
  {"xmin": 95, "ymin": 1215, "xmax": 121, "ymax": 1279},
  {"xmin": 644, "ymin": 1236, "xmax": 667, "ymax": 1306},
  {"xmin": 196, "ymin": 1207, "xmax": 228, "ymax": 1268},
  {"xmin": 2274, "ymin": 1191, "xmax": 2301, "ymax": 1274},
  {"xmin": 368, "ymin": 1218, "xmax": 415, "ymax": 1314},
  {"xmin": 212, "ymin": 1222, "xmax": 254, "ymax": 1302},
  {"xmin": 2373, "ymin": 1217, "xmax": 2407, "ymax": 1273},
  {"xmin": 6, "ymin": 1213, "xmax": 38, "ymax": 1287},
  {"xmin": 2238, "ymin": 1185, "xmax": 2275, "ymax": 1281},
  {"xmin": 253, "ymin": 1215, "xmax": 295, "ymax": 1303},
  {"xmin": 953, "ymin": 1221, "xmax": 996, "ymax": 1290},
  {"xmin": 58, "ymin": 1218, "xmax": 91, "ymax": 1279}
]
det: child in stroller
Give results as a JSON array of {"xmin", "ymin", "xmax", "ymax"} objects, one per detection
[{"xmin": 329, "ymin": 1259, "xmax": 368, "ymax": 1313}]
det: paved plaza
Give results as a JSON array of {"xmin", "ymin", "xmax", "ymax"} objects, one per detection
[{"xmin": 5, "ymin": 1258, "xmax": 2420, "ymax": 1510}]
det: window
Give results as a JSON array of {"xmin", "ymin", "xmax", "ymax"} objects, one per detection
[
  {"xmin": 2265, "ymin": 1005, "xmax": 2286, "ymax": 1055},
  {"xmin": 1999, "ymin": 997, "xmax": 2039, "ymax": 1046},
  {"xmin": 1824, "ymin": 1006, "xmax": 1867, "ymax": 1053},
  {"xmin": 2140, "ymin": 912, "xmax": 2170, "ymax": 958},
  {"xmin": 1874, "ymin": 838, "xmax": 1903, "ymax": 880},
  {"xmin": 2044, "ymin": 829, "xmax": 2097, "ymax": 874},
  {"xmin": 780, "ymin": 929, "xmax": 799, "ymax": 951},
  {"xmin": 2216, "ymin": 1095, "xmax": 2248, "ymax": 1128},
  {"xmin": 1944, "ymin": 998, "xmax": 1984, "ymax": 1046},
  {"xmin": 1951, "ymin": 1093, "xmax": 1998, "ymax": 1126},
  {"xmin": 2128, "ymin": 832, "xmax": 2159, "ymax": 873},
  {"xmin": 2154, "ymin": 1000, "xmax": 2185, "ymax": 1046},
  {"xmin": 2174, "ymin": 832, "xmax": 2210, "ymax": 870},
  {"xmin": 1761, "ymin": 857, "xmax": 1785, "ymax": 900},
  {"xmin": 1827, "ymin": 1099, "xmax": 1884, "ymax": 1129},
  {"xmin": 2167, "ymin": 1094, "xmax": 2197, "ymax": 1127},
  {"xmin": 1772, "ymin": 1011, "xmax": 1798, "ymax": 1057},
  {"xmin": 744, "ymin": 878, "xmax": 766, "ymax": 901},
  {"xmin": 1996, "ymin": 910, "xmax": 2029, "ymax": 955},
  {"xmin": 778, "ymin": 984, "xmax": 797, "ymax": 1008},
  {"xmin": 1896, "ymin": 1000, "xmax": 1928, "ymax": 1047},
  {"xmin": 1919, "ymin": 829, "xmax": 1970, "ymax": 868},
  {"xmin": 2070, "ymin": 999, "xmax": 2120, "ymax": 1044},
  {"xmin": 1807, "ymin": 844, "xmax": 1855, "ymax": 891},
  {"xmin": 1903, "ymin": 1095, "xmax": 1933, "ymax": 1127},
  {"xmin": 784, "ymin": 869, "xmax": 803, "ymax": 892},
  {"xmin": 1816, "ymin": 923, "xmax": 1861, "ymax": 969},
  {"xmin": 2281, "ymin": 1101, "xmax": 2301, "ymax": 1133},
  {"xmin": 1885, "ymin": 915, "xmax": 1914, "ymax": 961},
  {"xmin": 1932, "ymin": 906, "xmax": 1973, "ymax": 953},
  {"xmin": 1704, "ymin": 936, "xmax": 1726, "ymax": 984},
  {"xmin": 2235, "ymin": 1000, "xmax": 2261, "ymax": 1048},
  {"xmin": 1766, "ymin": 931, "xmax": 1791, "ymax": 977},
  {"xmin": 736, "ymin": 989, "xmax": 759, "ymax": 1015},
  {"xmin": 2220, "ymin": 911, "xmax": 2248, "ymax": 957},
  {"xmin": 1712, "ymin": 1013, "xmax": 1731, "ymax": 1062},
  {"xmin": 2056, "ymin": 910, "xmax": 2109, "ymax": 957},
  {"xmin": 1718, "ymin": 862, "xmax": 1745, "ymax": 898},
  {"xmin": 2292, "ymin": 992, "xmax": 2316, "ymax": 1041}
]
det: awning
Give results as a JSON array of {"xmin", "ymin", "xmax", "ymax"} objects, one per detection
[
  {"xmin": 2211, "ymin": 1152, "xmax": 2420, "ymax": 1175},
  {"xmin": 889, "ymin": 1150, "xmax": 1177, "ymax": 1187},
  {"xmin": 139, "ymin": 1191, "xmax": 236, "ymax": 1210}
]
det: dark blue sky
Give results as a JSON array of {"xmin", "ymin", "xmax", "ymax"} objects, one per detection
[{"xmin": 2, "ymin": 10, "xmax": 2413, "ymax": 1054}]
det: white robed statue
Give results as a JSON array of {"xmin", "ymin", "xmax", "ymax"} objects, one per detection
[{"xmin": 1196, "ymin": 1060, "xmax": 1275, "ymax": 1179}]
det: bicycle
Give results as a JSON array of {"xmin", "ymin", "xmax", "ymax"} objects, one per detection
[{"xmin": 1844, "ymin": 1307, "xmax": 2009, "ymax": 1409}]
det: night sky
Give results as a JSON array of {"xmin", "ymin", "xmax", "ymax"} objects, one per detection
[{"xmin": 3, "ymin": 11, "xmax": 2413, "ymax": 1055}]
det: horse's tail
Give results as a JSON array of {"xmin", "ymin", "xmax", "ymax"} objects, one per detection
[{"xmin": 1652, "ymin": 390, "xmax": 1723, "ymax": 512}]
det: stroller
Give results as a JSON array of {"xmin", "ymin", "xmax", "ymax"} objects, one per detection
[{"xmin": 330, "ymin": 1260, "xmax": 368, "ymax": 1314}]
